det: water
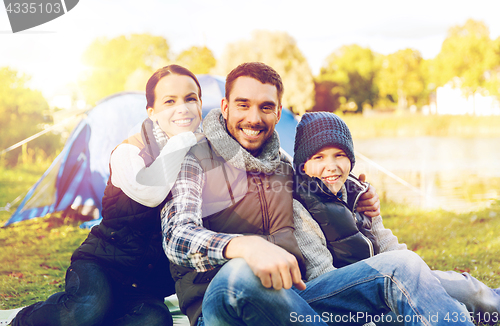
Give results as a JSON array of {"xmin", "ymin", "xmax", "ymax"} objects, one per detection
[{"xmin": 351, "ymin": 137, "xmax": 500, "ymax": 212}]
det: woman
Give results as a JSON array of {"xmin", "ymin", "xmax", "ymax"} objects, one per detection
[{"xmin": 12, "ymin": 65, "xmax": 203, "ymax": 326}]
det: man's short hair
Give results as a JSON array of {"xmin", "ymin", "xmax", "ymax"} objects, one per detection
[{"xmin": 225, "ymin": 62, "xmax": 284, "ymax": 105}]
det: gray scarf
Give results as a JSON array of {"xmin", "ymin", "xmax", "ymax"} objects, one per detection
[{"xmin": 203, "ymin": 108, "xmax": 281, "ymax": 173}]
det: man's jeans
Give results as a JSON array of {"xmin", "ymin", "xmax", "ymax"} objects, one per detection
[
  {"xmin": 200, "ymin": 251, "xmax": 473, "ymax": 325},
  {"xmin": 11, "ymin": 259, "xmax": 173, "ymax": 326}
]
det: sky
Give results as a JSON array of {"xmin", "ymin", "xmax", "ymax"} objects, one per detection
[{"xmin": 1, "ymin": 0, "xmax": 500, "ymax": 98}]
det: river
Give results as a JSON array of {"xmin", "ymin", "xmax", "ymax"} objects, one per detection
[{"xmin": 351, "ymin": 137, "xmax": 500, "ymax": 212}]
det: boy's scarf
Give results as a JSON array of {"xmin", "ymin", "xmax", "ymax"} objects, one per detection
[{"xmin": 203, "ymin": 108, "xmax": 281, "ymax": 173}]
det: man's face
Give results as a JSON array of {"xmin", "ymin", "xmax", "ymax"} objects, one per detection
[{"xmin": 221, "ymin": 76, "xmax": 282, "ymax": 156}]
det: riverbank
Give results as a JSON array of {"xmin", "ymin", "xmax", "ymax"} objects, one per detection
[{"xmin": 340, "ymin": 113, "xmax": 500, "ymax": 139}]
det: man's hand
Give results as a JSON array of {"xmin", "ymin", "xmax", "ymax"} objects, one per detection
[
  {"xmin": 224, "ymin": 236, "xmax": 306, "ymax": 291},
  {"xmin": 357, "ymin": 174, "xmax": 381, "ymax": 217}
]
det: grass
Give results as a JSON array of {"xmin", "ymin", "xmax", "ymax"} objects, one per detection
[
  {"xmin": 1, "ymin": 160, "xmax": 499, "ymax": 325},
  {"xmin": 0, "ymin": 215, "xmax": 89, "ymax": 308},
  {"xmin": 381, "ymin": 201, "xmax": 500, "ymax": 288},
  {"xmin": 0, "ymin": 161, "xmax": 90, "ymax": 308},
  {"xmin": 381, "ymin": 201, "xmax": 500, "ymax": 326}
]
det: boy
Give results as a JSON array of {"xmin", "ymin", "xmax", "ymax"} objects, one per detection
[{"xmin": 293, "ymin": 111, "xmax": 500, "ymax": 321}]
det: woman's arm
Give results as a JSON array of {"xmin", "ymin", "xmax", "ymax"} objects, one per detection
[{"xmin": 111, "ymin": 132, "xmax": 197, "ymax": 207}]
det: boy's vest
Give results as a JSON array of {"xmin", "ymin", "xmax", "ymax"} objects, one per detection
[
  {"xmin": 171, "ymin": 140, "xmax": 305, "ymax": 325},
  {"xmin": 294, "ymin": 173, "xmax": 380, "ymax": 268},
  {"xmin": 71, "ymin": 120, "xmax": 176, "ymax": 297}
]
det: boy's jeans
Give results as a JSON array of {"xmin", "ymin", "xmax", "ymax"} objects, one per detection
[{"xmin": 201, "ymin": 251, "xmax": 473, "ymax": 326}]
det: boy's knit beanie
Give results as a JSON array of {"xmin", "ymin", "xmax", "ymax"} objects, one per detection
[{"xmin": 293, "ymin": 112, "xmax": 355, "ymax": 171}]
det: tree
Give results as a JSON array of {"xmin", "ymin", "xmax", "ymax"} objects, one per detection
[
  {"xmin": 175, "ymin": 46, "xmax": 216, "ymax": 74},
  {"xmin": 432, "ymin": 19, "xmax": 499, "ymax": 109},
  {"xmin": 319, "ymin": 45, "xmax": 380, "ymax": 114},
  {"xmin": 0, "ymin": 67, "xmax": 60, "ymax": 166},
  {"xmin": 215, "ymin": 30, "xmax": 315, "ymax": 115},
  {"xmin": 484, "ymin": 36, "xmax": 500, "ymax": 97},
  {"xmin": 80, "ymin": 34, "xmax": 170, "ymax": 104},
  {"xmin": 376, "ymin": 49, "xmax": 429, "ymax": 110},
  {"xmin": 312, "ymin": 80, "xmax": 341, "ymax": 113}
]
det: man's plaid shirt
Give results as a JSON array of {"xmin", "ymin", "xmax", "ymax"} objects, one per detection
[{"xmin": 161, "ymin": 153, "xmax": 239, "ymax": 273}]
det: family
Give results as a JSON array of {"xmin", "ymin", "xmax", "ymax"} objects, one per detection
[{"xmin": 12, "ymin": 62, "xmax": 500, "ymax": 326}]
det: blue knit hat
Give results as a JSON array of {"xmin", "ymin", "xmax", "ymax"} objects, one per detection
[{"xmin": 293, "ymin": 112, "xmax": 355, "ymax": 171}]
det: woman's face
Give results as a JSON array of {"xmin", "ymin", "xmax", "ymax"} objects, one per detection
[{"xmin": 147, "ymin": 74, "xmax": 202, "ymax": 137}]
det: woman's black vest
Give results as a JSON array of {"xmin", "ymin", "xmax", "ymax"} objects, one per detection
[
  {"xmin": 71, "ymin": 118, "xmax": 175, "ymax": 297},
  {"xmin": 294, "ymin": 173, "xmax": 380, "ymax": 268}
]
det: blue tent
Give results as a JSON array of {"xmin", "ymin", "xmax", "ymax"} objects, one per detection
[{"xmin": 5, "ymin": 75, "xmax": 299, "ymax": 227}]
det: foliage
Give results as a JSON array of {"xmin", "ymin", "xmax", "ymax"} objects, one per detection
[
  {"xmin": 215, "ymin": 30, "xmax": 315, "ymax": 115},
  {"xmin": 431, "ymin": 19, "xmax": 500, "ymax": 100},
  {"xmin": 175, "ymin": 46, "xmax": 216, "ymax": 75},
  {"xmin": 79, "ymin": 34, "xmax": 170, "ymax": 105},
  {"xmin": 376, "ymin": 49, "xmax": 429, "ymax": 109},
  {"xmin": 485, "ymin": 37, "xmax": 500, "ymax": 97},
  {"xmin": 0, "ymin": 67, "xmax": 61, "ymax": 167},
  {"xmin": 319, "ymin": 45, "xmax": 380, "ymax": 113},
  {"xmin": 312, "ymin": 80, "xmax": 341, "ymax": 113}
]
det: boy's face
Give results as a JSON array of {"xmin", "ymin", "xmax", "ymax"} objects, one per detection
[{"xmin": 303, "ymin": 146, "xmax": 351, "ymax": 195}]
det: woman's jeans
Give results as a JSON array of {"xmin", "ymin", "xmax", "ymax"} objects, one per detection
[
  {"xmin": 11, "ymin": 259, "xmax": 173, "ymax": 326},
  {"xmin": 200, "ymin": 251, "xmax": 474, "ymax": 326}
]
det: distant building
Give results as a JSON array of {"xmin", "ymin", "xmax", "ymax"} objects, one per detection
[{"xmin": 436, "ymin": 82, "xmax": 500, "ymax": 116}]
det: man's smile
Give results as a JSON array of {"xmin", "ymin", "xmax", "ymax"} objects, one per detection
[{"xmin": 241, "ymin": 128, "xmax": 262, "ymax": 137}]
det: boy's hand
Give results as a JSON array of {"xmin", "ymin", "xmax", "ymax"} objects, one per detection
[
  {"xmin": 224, "ymin": 236, "xmax": 306, "ymax": 291},
  {"xmin": 357, "ymin": 174, "xmax": 381, "ymax": 217}
]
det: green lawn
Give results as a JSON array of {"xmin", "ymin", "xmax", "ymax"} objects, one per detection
[
  {"xmin": 1, "ymin": 162, "xmax": 499, "ymax": 325},
  {"xmin": 381, "ymin": 201, "xmax": 500, "ymax": 287},
  {"xmin": 0, "ymin": 162, "xmax": 89, "ymax": 308}
]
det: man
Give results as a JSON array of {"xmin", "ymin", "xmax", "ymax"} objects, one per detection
[{"xmin": 162, "ymin": 62, "xmax": 473, "ymax": 326}]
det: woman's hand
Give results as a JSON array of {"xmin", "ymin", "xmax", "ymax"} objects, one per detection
[{"xmin": 195, "ymin": 133, "xmax": 206, "ymax": 142}]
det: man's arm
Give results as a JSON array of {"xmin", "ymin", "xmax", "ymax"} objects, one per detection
[
  {"xmin": 162, "ymin": 154, "xmax": 305, "ymax": 290},
  {"xmin": 356, "ymin": 174, "xmax": 381, "ymax": 217},
  {"xmin": 161, "ymin": 153, "xmax": 238, "ymax": 272}
]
